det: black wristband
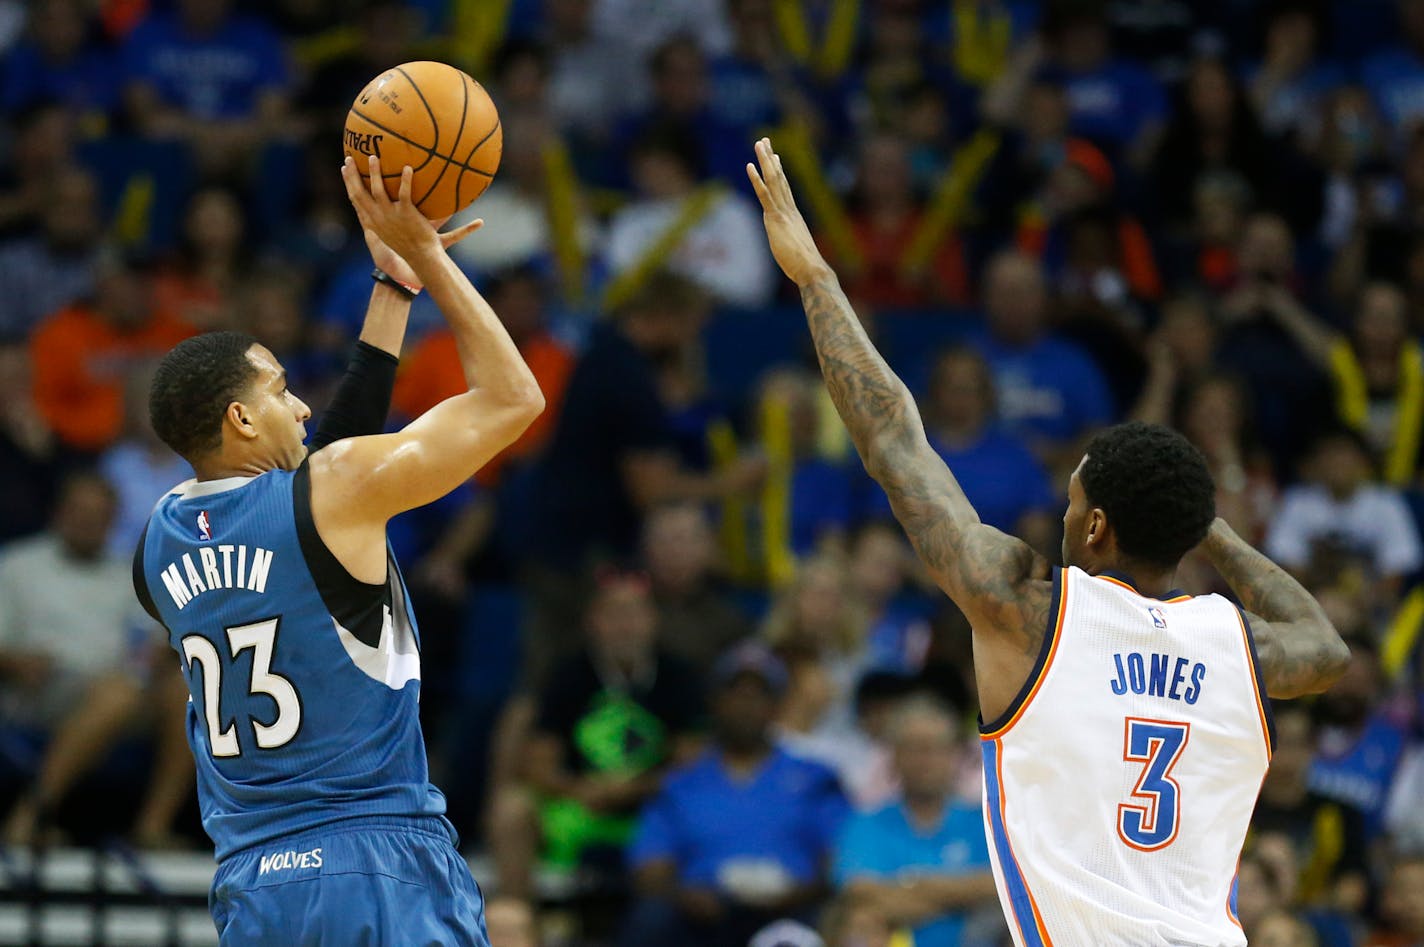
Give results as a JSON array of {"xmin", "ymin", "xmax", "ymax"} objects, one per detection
[{"xmin": 372, "ymin": 267, "xmax": 420, "ymax": 300}]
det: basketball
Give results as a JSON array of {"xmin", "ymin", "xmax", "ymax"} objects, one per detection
[{"xmin": 343, "ymin": 61, "xmax": 502, "ymax": 220}]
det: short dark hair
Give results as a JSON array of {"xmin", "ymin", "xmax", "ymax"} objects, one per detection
[
  {"xmin": 149, "ymin": 331, "xmax": 259, "ymax": 461},
  {"xmin": 1079, "ymin": 422, "xmax": 1216, "ymax": 569}
]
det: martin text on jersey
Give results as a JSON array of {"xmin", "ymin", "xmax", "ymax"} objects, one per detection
[{"xmin": 159, "ymin": 545, "xmax": 275, "ymax": 610}]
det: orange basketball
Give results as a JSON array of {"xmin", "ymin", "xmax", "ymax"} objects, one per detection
[{"xmin": 343, "ymin": 61, "xmax": 502, "ymax": 220}]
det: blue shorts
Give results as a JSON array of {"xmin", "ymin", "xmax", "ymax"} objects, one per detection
[{"xmin": 209, "ymin": 816, "xmax": 489, "ymax": 946}]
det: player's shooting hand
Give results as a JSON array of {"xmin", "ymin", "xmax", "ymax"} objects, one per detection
[
  {"xmin": 341, "ymin": 156, "xmax": 483, "ymax": 287},
  {"xmin": 747, "ymin": 137, "xmax": 834, "ymax": 288}
]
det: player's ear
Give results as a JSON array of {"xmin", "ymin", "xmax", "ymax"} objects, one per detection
[
  {"xmin": 225, "ymin": 400, "xmax": 259, "ymax": 440},
  {"xmin": 1085, "ymin": 508, "xmax": 1107, "ymax": 545}
]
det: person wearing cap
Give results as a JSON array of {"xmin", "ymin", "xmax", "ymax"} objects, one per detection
[{"xmin": 622, "ymin": 641, "xmax": 849, "ymax": 947}]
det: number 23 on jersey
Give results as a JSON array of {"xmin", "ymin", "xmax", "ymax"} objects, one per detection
[{"xmin": 182, "ymin": 617, "xmax": 302, "ymax": 758}]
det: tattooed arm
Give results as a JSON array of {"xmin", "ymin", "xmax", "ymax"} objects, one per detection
[
  {"xmin": 746, "ymin": 139, "xmax": 1051, "ymax": 649},
  {"xmin": 1200, "ymin": 518, "xmax": 1349, "ymax": 698}
]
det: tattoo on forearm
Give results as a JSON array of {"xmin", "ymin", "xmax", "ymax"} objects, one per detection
[
  {"xmin": 1206, "ymin": 532, "xmax": 1346, "ymax": 697},
  {"xmin": 797, "ymin": 278, "xmax": 1049, "ymax": 652}
]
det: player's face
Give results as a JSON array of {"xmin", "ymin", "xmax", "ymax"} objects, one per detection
[
  {"xmin": 1062, "ymin": 462, "xmax": 1087, "ymax": 568},
  {"xmin": 243, "ymin": 346, "xmax": 311, "ymax": 470}
]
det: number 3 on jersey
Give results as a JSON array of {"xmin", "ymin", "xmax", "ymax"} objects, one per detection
[
  {"xmin": 1117, "ymin": 717, "xmax": 1190, "ymax": 851},
  {"xmin": 182, "ymin": 618, "xmax": 301, "ymax": 758}
]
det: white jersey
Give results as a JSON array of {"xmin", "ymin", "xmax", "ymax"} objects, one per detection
[{"xmin": 979, "ymin": 567, "xmax": 1274, "ymax": 947}]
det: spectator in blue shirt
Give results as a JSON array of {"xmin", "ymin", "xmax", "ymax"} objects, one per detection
[
  {"xmin": 835, "ymin": 697, "xmax": 998, "ymax": 947},
  {"xmin": 121, "ymin": 0, "xmax": 292, "ymax": 174},
  {"xmin": 623, "ymin": 642, "xmax": 849, "ymax": 947},
  {"xmin": 1361, "ymin": 0, "xmax": 1424, "ymax": 135},
  {"xmin": 1, "ymin": 0, "xmax": 120, "ymax": 122},
  {"xmin": 969, "ymin": 251, "xmax": 1115, "ymax": 478},
  {"xmin": 611, "ymin": 35, "xmax": 757, "ymax": 189},
  {"xmin": 1306, "ymin": 634, "xmax": 1408, "ymax": 836},
  {"xmin": 1246, "ymin": 4, "xmax": 1346, "ymax": 142},
  {"xmin": 1034, "ymin": 2, "xmax": 1167, "ymax": 166}
]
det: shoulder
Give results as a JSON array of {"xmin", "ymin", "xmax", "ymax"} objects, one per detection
[
  {"xmin": 776, "ymin": 748, "xmax": 842, "ymax": 789},
  {"xmin": 661, "ymin": 750, "xmax": 718, "ymax": 794},
  {"xmin": 0, "ymin": 534, "xmax": 52, "ymax": 570}
]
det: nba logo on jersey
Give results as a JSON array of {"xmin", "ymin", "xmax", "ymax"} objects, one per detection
[
  {"xmin": 197, "ymin": 510, "xmax": 213, "ymax": 541},
  {"xmin": 1148, "ymin": 606, "xmax": 1167, "ymax": 629}
]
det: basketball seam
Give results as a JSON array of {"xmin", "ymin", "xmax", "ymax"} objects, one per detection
[
  {"xmin": 348, "ymin": 107, "xmax": 495, "ymax": 178},
  {"xmin": 411, "ymin": 66, "xmax": 469, "ymax": 209},
  {"xmin": 456, "ymin": 79, "xmax": 501, "ymax": 206}
]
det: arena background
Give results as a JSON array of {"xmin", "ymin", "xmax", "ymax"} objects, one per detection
[{"xmin": 1, "ymin": 0, "xmax": 1424, "ymax": 944}]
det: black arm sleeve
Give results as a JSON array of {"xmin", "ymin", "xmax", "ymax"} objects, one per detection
[
  {"xmin": 133, "ymin": 523, "xmax": 161, "ymax": 623},
  {"xmin": 308, "ymin": 340, "xmax": 400, "ymax": 452}
]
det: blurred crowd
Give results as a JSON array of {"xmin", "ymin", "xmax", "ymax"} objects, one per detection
[{"xmin": 3, "ymin": 0, "xmax": 1424, "ymax": 945}]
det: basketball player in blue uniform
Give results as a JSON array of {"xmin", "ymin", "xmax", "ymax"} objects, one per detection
[
  {"xmin": 749, "ymin": 138, "xmax": 1350, "ymax": 945},
  {"xmin": 133, "ymin": 157, "xmax": 544, "ymax": 945}
]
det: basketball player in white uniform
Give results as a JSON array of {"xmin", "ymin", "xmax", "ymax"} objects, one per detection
[{"xmin": 747, "ymin": 138, "xmax": 1350, "ymax": 946}]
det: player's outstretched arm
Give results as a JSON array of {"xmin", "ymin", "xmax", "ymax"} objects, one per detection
[
  {"xmin": 1201, "ymin": 518, "xmax": 1349, "ymax": 698},
  {"xmin": 308, "ymin": 161, "xmax": 486, "ymax": 452},
  {"xmin": 311, "ymin": 161, "xmax": 544, "ymax": 525},
  {"xmin": 747, "ymin": 139, "xmax": 1049, "ymax": 644}
]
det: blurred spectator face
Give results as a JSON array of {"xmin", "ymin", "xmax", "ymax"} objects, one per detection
[
  {"xmin": 1315, "ymin": 586, "xmax": 1369, "ymax": 639},
  {"xmin": 498, "ymin": 46, "xmax": 548, "ymax": 112},
  {"xmin": 794, "ymin": 560, "xmax": 850, "ymax": 642},
  {"xmin": 358, "ymin": 1, "xmax": 418, "ymax": 64},
  {"xmin": 15, "ymin": 106, "xmax": 75, "ymax": 177},
  {"xmin": 857, "ymin": 135, "xmax": 914, "ymax": 209},
  {"xmin": 714, "ymin": 673, "xmax": 779, "ymax": 752},
  {"xmin": 489, "ymin": 272, "xmax": 545, "ymax": 341},
  {"xmin": 903, "ymin": 86, "xmax": 949, "ymax": 147},
  {"xmin": 929, "ymin": 349, "xmax": 993, "ymax": 434},
  {"xmin": 501, "ymin": 113, "xmax": 552, "ymax": 192},
  {"xmin": 850, "ymin": 525, "xmax": 906, "ymax": 605},
  {"xmin": 1321, "ymin": 87, "xmax": 1382, "ymax": 172},
  {"xmin": 1404, "ymin": 0, "xmax": 1424, "ymax": 50},
  {"xmin": 1237, "ymin": 214, "xmax": 1294, "ymax": 281},
  {"xmin": 0, "ymin": 342, "xmax": 33, "ymax": 405},
  {"xmin": 1382, "ymin": 858, "xmax": 1424, "ymax": 936},
  {"xmin": 547, "ymin": 0, "xmax": 592, "ymax": 37},
  {"xmin": 1157, "ymin": 296, "xmax": 1217, "ymax": 372},
  {"xmin": 984, "ymin": 252, "xmax": 1048, "ymax": 345},
  {"xmin": 178, "ymin": 0, "xmax": 232, "ymax": 33},
  {"xmin": 244, "ymin": 281, "xmax": 306, "ymax": 356},
  {"xmin": 1181, "ymin": 376, "xmax": 1246, "ymax": 454},
  {"xmin": 1314, "ymin": 640, "xmax": 1379, "ymax": 728},
  {"xmin": 1354, "ymin": 283, "xmax": 1408, "ymax": 358},
  {"xmin": 95, "ymin": 261, "xmax": 154, "ymax": 331},
  {"xmin": 727, "ymin": 0, "xmax": 773, "ymax": 54},
  {"xmin": 42, "ymin": 167, "xmax": 100, "ymax": 251},
  {"xmin": 1193, "ymin": 174, "xmax": 1250, "ymax": 246},
  {"xmin": 53, "ymin": 475, "xmax": 117, "ymax": 559},
  {"xmin": 827, "ymin": 900, "xmax": 894, "ymax": 947},
  {"xmin": 587, "ymin": 575, "xmax": 657, "ymax": 666},
  {"xmin": 1307, "ymin": 433, "xmax": 1371, "ymax": 498},
  {"xmin": 1264, "ymin": 11, "xmax": 1316, "ymax": 72},
  {"xmin": 1234, "ymin": 855, "xmax": 1282, "ymax": 932},
  {"xmin": 121, "ymin": 361, "xmax": 164, "ymax": 446},
  {"xmin": 1252, "ymin": 911, "xmax": 1318, "ymax": 947},
  {"xmin": 642, "ymin": 503, "xmax": 716, "ymax": 595},
  {"xmin": 31, "ymin": 0, "xmax": 85, "ymax": 61},
  {"xmin": 1265, "ymin": 707, "xmax": 1315, "ymax": 793},
  {"xmin": 1024, "ymin": 82, "xmax": 1070, "ymax": 146},
  {"xmin": 620, "ymin": 282, "xmax": 706, "ymax": 360},
  {"xmin": 652, "ymin": 38, "xmax": 708, "ymax": 114},
  {"xmin": 632, "ymin": 146, "xmax": 696, "ymax": 199},
  {"xmin": 1047, "ymin": 161, "xmax": 1102, "ymax": 215},
  {"xmin": 485, "ymin": 896, "xmax": 540, "ymax": 947},
  {"xmin": 1188, "ymin": 58, "xmax": 1236, "ymax": 132},
  {"xmin": 184, "ymin": 187, "xmax": 245, "ymax": 261},
  {"xmin": 1055, "ymin": 18, "xmax": 1109, "ymax": 71},
  {"xmin": 892, "ymin": 704, "xmax": 955, "ymax": 802},
  {"xmin": 867, "ymin": 9, "xmax": 921, "ymax": 59}
]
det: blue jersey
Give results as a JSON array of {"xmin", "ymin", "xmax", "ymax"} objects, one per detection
[{"xmin": 136, "ymin": 463, "xmax": 446, "ymax": 860}]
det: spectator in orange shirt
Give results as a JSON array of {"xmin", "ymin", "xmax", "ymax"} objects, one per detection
[
  {"xmin": 393, "ymin": 266, "xmax": 574, "ymax": 487},
  {"xmin": 29, "ymin": 252, "xmax": 195, "ymax": 453},
  {"xmin": 825, "ymin": 133, "xmax": 970, "ymax": 309}
]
